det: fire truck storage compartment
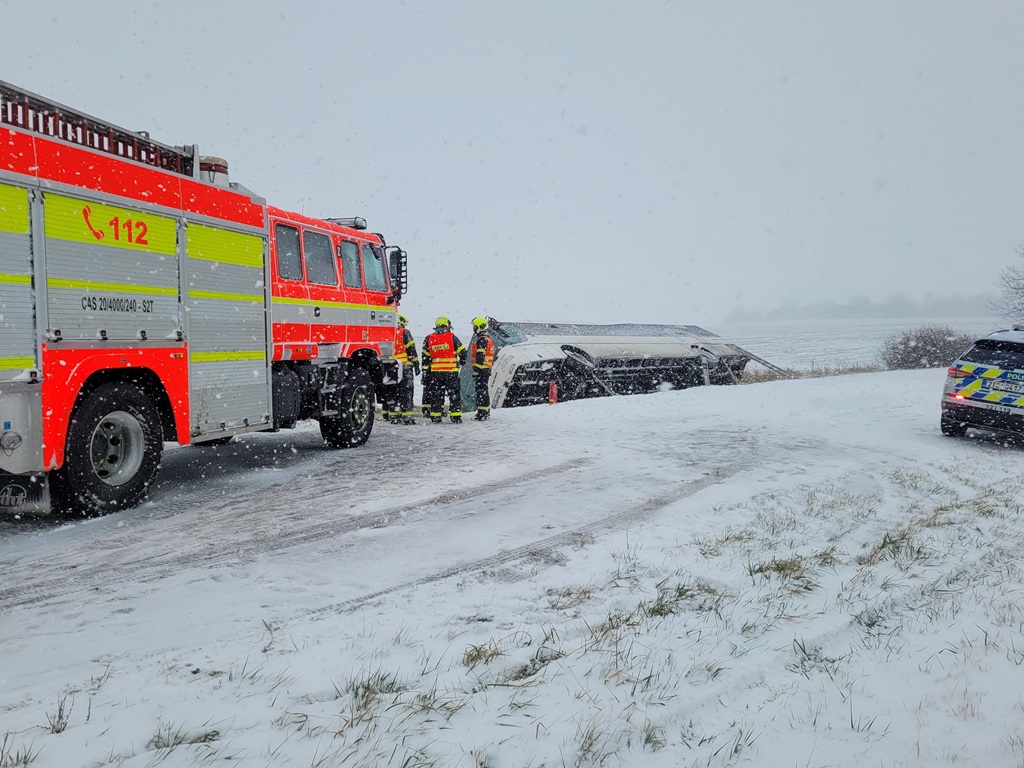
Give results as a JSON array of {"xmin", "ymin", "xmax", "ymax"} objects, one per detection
[
  {"xmin": 42, "ymin": 192, "xmax": 182, "ymax": 342},
  {"xmin": 0, "ymin": 182, "xmax": 36, "ymax": 383},
  {"xmin": 183, "ymin": 221, "xmax": 272, "ymax": 436}
]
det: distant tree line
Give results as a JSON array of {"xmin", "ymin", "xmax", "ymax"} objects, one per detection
[{"xmin": 724, "ymin": 292, "xmax": 998, "ymax": 323}]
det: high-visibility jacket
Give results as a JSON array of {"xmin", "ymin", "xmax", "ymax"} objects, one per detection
[
  {"xmin": 423, "ymin": 331, "xmax": 466, "ymax": 373},
  {"xmin": 393, "ymin": 326, "xmax": 417, "ymax": 365},
  {"xmin": 470, "ymin": 332, "xmax": 495, "ymax": 371}
]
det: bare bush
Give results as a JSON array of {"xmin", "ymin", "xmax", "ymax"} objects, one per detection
[
  {"xmin": 994, "ymin": 245, "xmax": 1024, "ymax": 322},
  {"xmin": 878, "ymin": 325, "xmax": 975, "ymax": 370}
]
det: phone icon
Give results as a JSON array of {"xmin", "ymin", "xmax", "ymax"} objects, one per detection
[{"xmin": 82, "ymin": 206, "xmax": 105, "ymax": 240}]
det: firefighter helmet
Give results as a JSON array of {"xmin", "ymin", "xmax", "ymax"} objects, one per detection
[
  {"xmin": 434, "ymin": 315, "xmax": 451, "ymax": 331},
  {"xmin": 398, "ymin": 313, "xmax": 408, "ymax": 327},
  {"xmin": 472, "ymin": 316, "xmax": 489, "ymax": 333}
]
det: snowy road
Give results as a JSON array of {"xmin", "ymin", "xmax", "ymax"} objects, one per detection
[{"xmin": 0, "ymin": 404, "xmax": 760, "ymax": 685}]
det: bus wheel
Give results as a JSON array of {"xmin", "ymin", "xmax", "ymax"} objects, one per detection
[
  {"xmin": 53, "ymin": 382, "xmax": 164, "ymax": 516},
  {"xmin": 320, "ymin": 367, "xmax": 375, "ymax": 448}
]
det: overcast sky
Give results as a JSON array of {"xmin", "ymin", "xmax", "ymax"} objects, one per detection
[{"xmin": 3, "ymin": 1, "xmax": 1021, "ymax": 329}]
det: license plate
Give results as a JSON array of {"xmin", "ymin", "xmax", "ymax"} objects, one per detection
[{"xmin": 991, "ymin": 379, "xmax": 1024, "ymax": 395}]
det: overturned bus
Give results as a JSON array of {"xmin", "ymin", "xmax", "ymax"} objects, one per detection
[{"xmin": 470, "ymin": 320, "xmax": 769, "ymax": 409}]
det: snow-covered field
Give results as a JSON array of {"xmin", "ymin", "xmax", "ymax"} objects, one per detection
[
  {"xmin": 2, "ymin": 368, "xmax": 1023, "ymax": 768},
  {"xmin": 720, "ymin": 317, "xmax": 1000, "ymax": 370}
]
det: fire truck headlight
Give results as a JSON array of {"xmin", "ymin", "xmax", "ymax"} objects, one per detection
[{"xmin": 1, "ymin": 431, "xmax": 23, "ymax": 452}]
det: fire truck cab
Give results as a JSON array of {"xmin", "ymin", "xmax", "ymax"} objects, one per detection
[{"xmin": 0, "ymin": 81, "xmax": 407, "ymax": 516}]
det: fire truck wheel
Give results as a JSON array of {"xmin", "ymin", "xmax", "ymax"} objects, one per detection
[
  {"xmin": 52, "ymin": 382, "xmax": 164, "ymax": 516},
  {"xmin": 320, "ymin": 367, "xmax": 375, "ymax": 448}
]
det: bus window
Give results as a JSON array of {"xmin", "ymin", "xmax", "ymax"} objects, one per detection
[
  {"xmin": 339, "ymin": 240, "xmax": 363, "ymax": 289},
  {"xmin": 275, "ymin": 224, "xmax": 303, "ymax": 281},
  {"xmin": 363, "ymin": 243, "xmax": 387, "ymax": 292},
  {"xmin": 303, "ymin": 230, "xmax": 336, "ymax": 285}
]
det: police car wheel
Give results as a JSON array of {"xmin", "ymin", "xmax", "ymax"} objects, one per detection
[
  {"xmin": 52, "ymin": 382, "xmax": 164, "ymax": 516},
  {"xmin": 320, "ymin": 367, "xmax": 375, "ymax": 448},
  {"xmin": 940, "ymin": 413, "xmax": 968, "ymax": 438}
]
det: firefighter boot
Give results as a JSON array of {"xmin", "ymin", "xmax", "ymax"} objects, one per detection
[
  {"xmin": 451, "ymin": 414, "xmax": 462, "ymax": 424},
  {"xmin": 474, "ymin": 411, "xmax": 489, "ymax": 421}
]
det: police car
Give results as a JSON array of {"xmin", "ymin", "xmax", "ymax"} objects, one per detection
[{"xmin": 941, "ymin": 326, "xmax": 1024, "ymax": 437}]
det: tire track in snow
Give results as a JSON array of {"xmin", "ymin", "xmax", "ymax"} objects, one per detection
[
  {"xmin": 0, "ymin": 459, "xmax": 591, "ymax": 611},
  {"xmin": 305, "ymin": 459, "xmax": 751, "ymax": 621}
]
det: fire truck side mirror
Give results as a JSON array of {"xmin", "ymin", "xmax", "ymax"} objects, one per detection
[{"xmin": 387, "ymin": 247, "xmax": 408, "ymax": 300}]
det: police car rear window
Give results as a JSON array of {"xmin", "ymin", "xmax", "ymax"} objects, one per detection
[{"xmin": 960, "ymin": 339, "xmax": 1024, "ymax": 371}]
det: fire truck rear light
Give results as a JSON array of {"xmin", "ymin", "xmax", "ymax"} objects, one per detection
[{"xmin": 1, "ymin": 431, "xmax": 23, "ymax": 451}]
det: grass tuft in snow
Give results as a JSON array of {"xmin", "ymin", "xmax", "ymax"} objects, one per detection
[
  {"xmin": 547, "ymin": 585, "xmax": 595, "ymax": 611},
  {"xmin": 503, "ymin": 645, "xmax": 566, "ymax": 684},
  {"xmin": 790, "ymin": 637, "xmax": 845, "ymax": 680},
  {"xmin": 347, "ymin": 667, "xmax": 407, "ymax": 706},
  {"xmin": 0, "ymin": 733, "xmax": 39, "ymax": 768},
  {"xmin": 146, "ymin": 720, "xmax": 221, "ymax": 762},
  {"xmin": 463, "ymin": 640, "xmax": 502, "ymax": 669},
  {"xmin": 44, "ymin": 694, "xmax": 73, "ymax": 734}
]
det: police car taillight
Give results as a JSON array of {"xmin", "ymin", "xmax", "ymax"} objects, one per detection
[{"xmin": 947, "ymin": 367, "xmax": 971, "ymax": 379}]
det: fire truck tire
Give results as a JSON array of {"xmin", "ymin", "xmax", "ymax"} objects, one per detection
[
  {"xmin": 52, "ymin": 382, "xmax": 164, "ymax": 516},
  {"xmin": 320, "ymin": 367, "xmax": 375, "ymax": 448}
]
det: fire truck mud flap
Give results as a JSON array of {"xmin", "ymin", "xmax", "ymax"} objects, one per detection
[{"xmin": 0, "ymin": 474, "xmax": 51, "ymax": 515}]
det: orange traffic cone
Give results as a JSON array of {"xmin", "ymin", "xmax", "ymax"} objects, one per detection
[{"xmin": 548, "ymin": 380, "xmax": 558, "ymax": 404}]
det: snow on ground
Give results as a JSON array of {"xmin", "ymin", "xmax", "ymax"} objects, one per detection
[{"xmin": 2, "ymin": 368, "xmax": 1024, "ymax": 768}]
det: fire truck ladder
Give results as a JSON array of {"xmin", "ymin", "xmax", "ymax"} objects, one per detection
[{"xmin": 0, "ymin": 79, "xmax": 197, "ymax": 178}]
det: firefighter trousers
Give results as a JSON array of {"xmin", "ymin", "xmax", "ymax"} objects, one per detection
[
  {"xmin": 391, "ymin": 366, "xmax": 415, "ymax": 418},
  {"xmin": 382, "ymin": 364, "xmax": 416, "ymax": 419},
  {"xmin": 473, "ymin": 369, "xmax": 491, "ymax": 416},
  {"xmin": 424, "ymin": 371, "xmax": 462, "ymax": 420}
]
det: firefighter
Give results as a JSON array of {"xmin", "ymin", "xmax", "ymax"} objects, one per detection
[
  {"xmin": 469, "ymin": 316, "xmax": 496, "ymax": 420},
  {"xmin": 422, "ymin": 315, "xmax": 467, "ymax": 423},
  {"xmin": 385, "ymin": 313, "xmax": 420, "ymax": 424}
]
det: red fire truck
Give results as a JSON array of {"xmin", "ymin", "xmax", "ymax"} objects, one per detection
[{"xmin": 0, "ymin": 81, "xmax": 408, "ymax": 516}]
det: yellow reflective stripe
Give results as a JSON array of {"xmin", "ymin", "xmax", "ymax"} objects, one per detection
[
  {"xmin": 271, "ymin": 295, "xmax": 385, "ymax": 311},
  {"xmin": 0, "ymin": 356, "xmax": 35, "ymax": 369},
  {"xmin": 0, "ymin": 184, "xmax": 29, "ymax": 234},
  {"xmin": 44, "ymin": 193, "xmax": 176, "ymax": 254},
  {"xmin": 190, "ymin": 289, "xmax": 264, "ymax": 303},
  {"xmin": 49, "ymin": 278, "xmax": 177, "ymax": 296},
  {"xmin": 0, "ymin": 273, "xmax": 31, "ymax": 285},
  {"xmin": 187, "ymin": 223, "xmax": 264, "ymax": 268},
  {"xmin": 959, "ymin": 379, "xmax": 982, "ymax": 396},
  {"xmin": 191, "ymin": 350, "xmax": 266, "ymax": 363}
]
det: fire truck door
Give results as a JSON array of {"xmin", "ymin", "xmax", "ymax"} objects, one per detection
[
  {"xmin": 360, "ymin": 241, "xmax": 399, "ymax": 351},
  {"xmin": 183, "ymin": 222, "xmax": 272, "ymax": 436}
]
